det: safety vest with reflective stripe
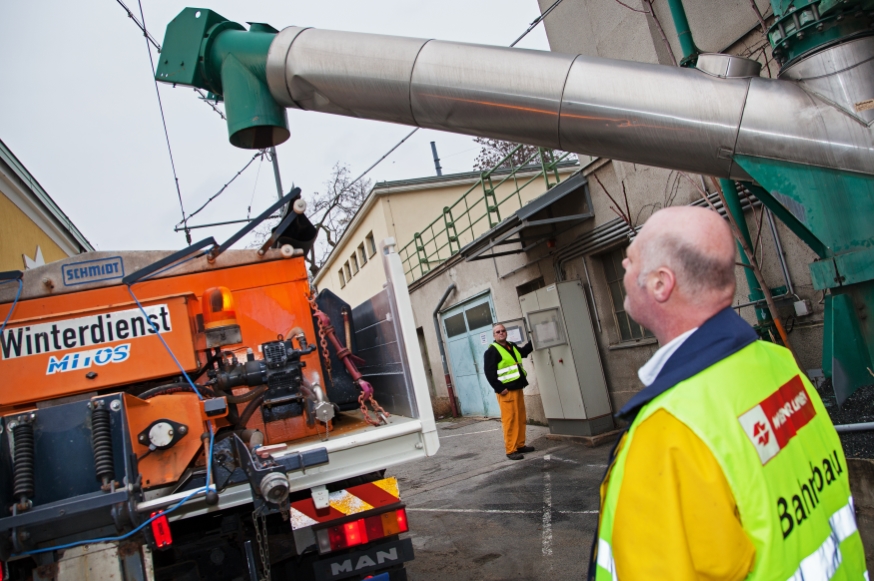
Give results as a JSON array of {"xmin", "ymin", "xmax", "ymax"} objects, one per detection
[
  {"xmin": 595, "ymin": 340, "xmax": 866, "ymax": 581},
  {"xmin": 492, "ymin": 343, "xmax": 526, "ymax": 384}
]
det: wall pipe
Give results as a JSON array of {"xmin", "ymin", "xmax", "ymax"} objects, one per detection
[
  {"xmin": 719, "ymin": 178, "xmax": 768, "ymax": 323},
  {"xmin": 433, "ymin": 283, "xmax": 459, "ymax": 418},
  {"xmin": 766, "ymin": 209, "xmax": 794, "ymax": 296},
  {"xmin": 666, "ymin": 0, "xmax": 700, "ymax": 64}
]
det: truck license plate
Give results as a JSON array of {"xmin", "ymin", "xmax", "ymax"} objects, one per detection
[{"xmin": 313, "ymin": 538, "xmax": 413, "ymax": 581}]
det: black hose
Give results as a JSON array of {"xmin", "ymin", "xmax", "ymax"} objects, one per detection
[
  {"xmin": 138, "ymin": 384, "xmax": 218, "ymax": 400},
  {"xmin": 224, "ymin": 385, "xmax": 267, "ymax": 404},
  {"xmin": 238, "ymin": 393, "xmax": 266, "ymax": 427}
]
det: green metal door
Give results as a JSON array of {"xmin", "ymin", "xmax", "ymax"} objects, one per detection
[{"xmin": 442, "ymin": 296, "xmax": 500, "ymax": 418}]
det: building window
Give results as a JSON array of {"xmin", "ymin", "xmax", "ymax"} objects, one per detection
[
  {"xmin": 344, "ymin": 261, "xmax": 352, "ymax": 282},
  {"xmin": 516, "ymin": 276, "xmax": 545, "ymax": 298},
  {"xmin": 366, "ymin": 232, "xmax": 376, "ymax": 257},
  {"xmin": 351, "ymin": 253, "xmax": 360, "ymax": 275},
  {"xmin": 339, "ymin": 269, "xmax": 346, "ymax": 288},
  {"xmin": 358, "ymin": 243, "xmax": 368, "ymax": 266},
  {"xmin": 601, "ymin": 246, "xmax": 653, "ymax": 342}
]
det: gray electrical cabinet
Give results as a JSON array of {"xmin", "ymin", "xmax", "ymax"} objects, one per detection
[{"xmin": 519, "ymin": 280, "xmax": 614, "ymax": 436}]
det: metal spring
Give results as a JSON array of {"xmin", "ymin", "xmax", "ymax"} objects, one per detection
[
  {"xmin": 12, "ymin": 422, "xmax": 35, "ymax": 503},
  {"xmin": 91, "ymin": 406, "xmax": 115, "ymax": 485}
]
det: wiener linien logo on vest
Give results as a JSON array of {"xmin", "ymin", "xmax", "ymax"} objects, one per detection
[{"xmin": 737, "ymin": 375, "xmax": 816, "ymax": 465}]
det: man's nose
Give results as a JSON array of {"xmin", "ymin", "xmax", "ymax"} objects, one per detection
[{"xmin": 622, "ymin": 258, "xmax": 630, "ymax": 269}]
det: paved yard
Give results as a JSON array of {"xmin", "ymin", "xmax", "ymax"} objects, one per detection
[{"xmin": 388, "ymin": 418, "xmax": 613, "ymax": 580}]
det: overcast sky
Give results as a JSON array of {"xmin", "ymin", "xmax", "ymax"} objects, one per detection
[{"xmin": 1, "ymin": 1, "xmax": 550, "ymax": 252}]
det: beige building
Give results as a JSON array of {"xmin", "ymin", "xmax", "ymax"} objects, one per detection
[
  {"xmin": 1, "ymin": 138, "xmax": 92, "ymax": 272},
  {"xmin": 314, "ymin": 161, "xmax": 581, "ymax": 304}
]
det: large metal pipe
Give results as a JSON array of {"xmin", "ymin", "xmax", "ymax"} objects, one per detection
[{"xmin": 265, "ymin": 28, "xmax": 874, "ymax": 180}]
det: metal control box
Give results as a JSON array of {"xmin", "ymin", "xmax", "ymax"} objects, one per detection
[{"xmin": 519, "ymin": 281, "xmax": 613, "ymax": 436}]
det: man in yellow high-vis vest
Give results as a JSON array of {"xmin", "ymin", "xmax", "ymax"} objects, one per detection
[
  {"xmin": 590, "ymin": 206, "xmax": 865, "ymax": 580},
  {"xmin": 484, "ymin": 323, "xmax": 533, "ymax": 460}
]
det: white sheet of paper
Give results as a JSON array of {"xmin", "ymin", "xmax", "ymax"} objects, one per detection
[
  {"xmin": 506, "ymin": 327, "xmax": 523, "ymax": 344},
  {"xmin": 480, "ymin": 333, "xmax": 488, "ymax": 345}
]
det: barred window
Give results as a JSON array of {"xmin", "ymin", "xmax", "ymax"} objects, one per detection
[{"xmin": 601, "ymin": 246, "xmax": 653, "ymax": 342}]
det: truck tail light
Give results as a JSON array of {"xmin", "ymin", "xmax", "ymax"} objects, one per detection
[
  {"xmin": 202, "ymin": 287, "xmax": 238, "ymax": 329},
  {"xmin": 150, "ymin": 511, "xmax": 173, "ymax": 548},
  {"xmin": 316, "ymin": 508, "xmax": 408, "ymax": 554}
]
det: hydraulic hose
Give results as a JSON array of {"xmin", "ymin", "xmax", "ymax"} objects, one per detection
[
  {"xmin": 138, "ymin": 383, "xmax": 218, "ymax": 400},
  {"xmin": 237, "ymin": 391, "xmax": 267, "ymax": 427}
]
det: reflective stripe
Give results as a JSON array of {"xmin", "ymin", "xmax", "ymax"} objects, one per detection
[
  {"xmin": 597, "ymin": 538, "xmax": 618, "ymax": 581},
  {"xmin": 786, "ymin": 497, "xmax": 859, "ymax": 581},
  {"xmin": 497, "ymin": 365, "xmax": 521, "ymax": 382}
]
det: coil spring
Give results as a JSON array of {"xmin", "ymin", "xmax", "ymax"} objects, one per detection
[
  {"xmin": 91, "ymin": 406, "xmax": 115, "ymax": 485},
  {"xmin": 12, "ymin": 422, "xmax": 35, "ymax": 502}
]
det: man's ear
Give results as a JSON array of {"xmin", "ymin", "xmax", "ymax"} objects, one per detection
[{"xmin": 650, "ymin": 267, "xmax": 676, "ymax": 303}]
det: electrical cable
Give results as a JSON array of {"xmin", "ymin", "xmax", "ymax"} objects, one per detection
[
  {"xmin": 113, "ymin": 0, "xmax": 226, "ymax": 121},
  {"xmin": 12, "ymin": 275, "xmax": 218, "ymax": 558},
  {"xmin": 178, "ymin": 151, "xmax": 265, "ymax": 226},
  {"xmin": 135, "ymin": 0, "xmax": 192, "ymax": 244},
  {"xmin": 0, "ymin": 279, "xmax": 23, "ymax": 339},
  {"xmin": 247, "ymin": 154, "xmax": 266, "ymax": 220},
  {"xmin": 509, "ymin": 0, "xmax": 566, "ymax": 47}
]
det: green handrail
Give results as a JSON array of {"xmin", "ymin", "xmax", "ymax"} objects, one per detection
[{"xmin": 397, "ymin": 146, "xmax": 576, "ymax": 282}]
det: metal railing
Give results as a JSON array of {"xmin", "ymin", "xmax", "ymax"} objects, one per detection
[{"xmin": 398, "ymin": 146, "xmax": 576, "ymax": 282}]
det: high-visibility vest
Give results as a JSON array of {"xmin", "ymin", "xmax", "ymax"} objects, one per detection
[
  {"xmin": 492, "ymin": 342, "xmax": 526, "ymax": 384},
  {"xmin": 595, "ymin": 340, "xmax": 866, "ymax": 581}
]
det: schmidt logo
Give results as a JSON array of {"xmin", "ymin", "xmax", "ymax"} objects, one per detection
[{"xmin": 62, "ymin": 256, "xmax": 124, "ymax": 286}]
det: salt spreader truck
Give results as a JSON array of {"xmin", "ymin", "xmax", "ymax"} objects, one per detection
[{"xmin": 0, "ymin": 189, "xmax": 439, "ymax": 580}]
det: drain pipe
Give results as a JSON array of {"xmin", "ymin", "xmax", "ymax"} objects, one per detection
[{"xmin": 433, "ymin": 283, "xmax": 459, "ymax": 418}]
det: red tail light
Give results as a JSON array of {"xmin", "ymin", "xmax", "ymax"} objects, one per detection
[
  {"xmin": 316, "ymin": 508, "xmax": 409, "ymax": 554},
  {"xmin": 150, "ymin": 511, "xmax": 173, "ymax": 548}
]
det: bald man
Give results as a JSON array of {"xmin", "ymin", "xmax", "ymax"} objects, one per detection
[{"xmin": 589, "ymin": 207, "xmax": 864, "ymax": 581}]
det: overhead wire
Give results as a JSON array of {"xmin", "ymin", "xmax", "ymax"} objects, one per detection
[
  {"xmin": 134, "ymin": 0, "xmax": 192, "ymax": 244},
  {"xmin": 114, "ymin": 0, "xmax": 226, "ymax": 121},
  {"xmin": 178, "ymin": 151, "xmax": 265, "ymax": 226},
  {"xmin": 116, "ymin": 0, "xmax": 562, "ymax": 236}
]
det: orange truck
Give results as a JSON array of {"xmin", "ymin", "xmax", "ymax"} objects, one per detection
[{"xmin": 0, "ymin": 194, "xmax": 439, "ymax": 581}]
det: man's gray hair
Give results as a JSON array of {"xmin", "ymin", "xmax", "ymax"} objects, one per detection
[{"xmin": 637, "ymin": 233, "xmax": 735, "ymax": 298}]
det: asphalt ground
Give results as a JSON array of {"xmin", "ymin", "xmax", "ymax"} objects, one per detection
[{"xmin": 387, "ymin": 418, "xmax": 613, "ymax": 580}]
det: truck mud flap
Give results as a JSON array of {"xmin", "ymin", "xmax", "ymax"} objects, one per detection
[{"xmin": 312, "ymin": 537, "xmax": 413, "ymax": 581}]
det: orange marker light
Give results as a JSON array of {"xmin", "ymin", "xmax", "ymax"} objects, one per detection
[{"xmin": 201, "ymin": 287, "xmax": 238, "ymax": 329}]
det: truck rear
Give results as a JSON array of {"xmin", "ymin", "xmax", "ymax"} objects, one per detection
[{"xmin": 0, "ymin": 207, "xmax": 438, "ymax": 581}]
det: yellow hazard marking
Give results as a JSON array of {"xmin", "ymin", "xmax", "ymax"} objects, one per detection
[
  {"xmin": 373, "ymin": 477, "xmax": 400, "ymax": 499},
  {"xmin": 329, "ymin": 490, "xmax": 374, "ymax": 515}
]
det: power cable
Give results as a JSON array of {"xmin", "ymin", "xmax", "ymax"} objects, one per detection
[
  {"xmin": 178, "ymin": 151, "xmax": 264, "ymax": 226},
  {"xmin": 247, "ymin": 155, "xmax": 266, "ymax": 220},
  {"xmin": 510, "ymin": 0, "xmax": 566, "ymax": 47},
  {"xmin": 114, "ymin": 0, "xmax": 226, "ymax": 120},
  {"xmin": 136, "ymin": 0, "xmax": 192, "ymax": 243}
]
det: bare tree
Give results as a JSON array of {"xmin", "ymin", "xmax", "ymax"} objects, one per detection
[
  {"xmin": 306, "ymin": 163, "xmax": 372, "ymax": 274},
  {"xmin": 473, "ymin": 137, "xmax": 551, "ymax": 171}
]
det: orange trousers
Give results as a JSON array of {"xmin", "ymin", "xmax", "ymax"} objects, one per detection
[{"xmin": 496, "ymin": 389, "xmax": 526, "ymax": 454}]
